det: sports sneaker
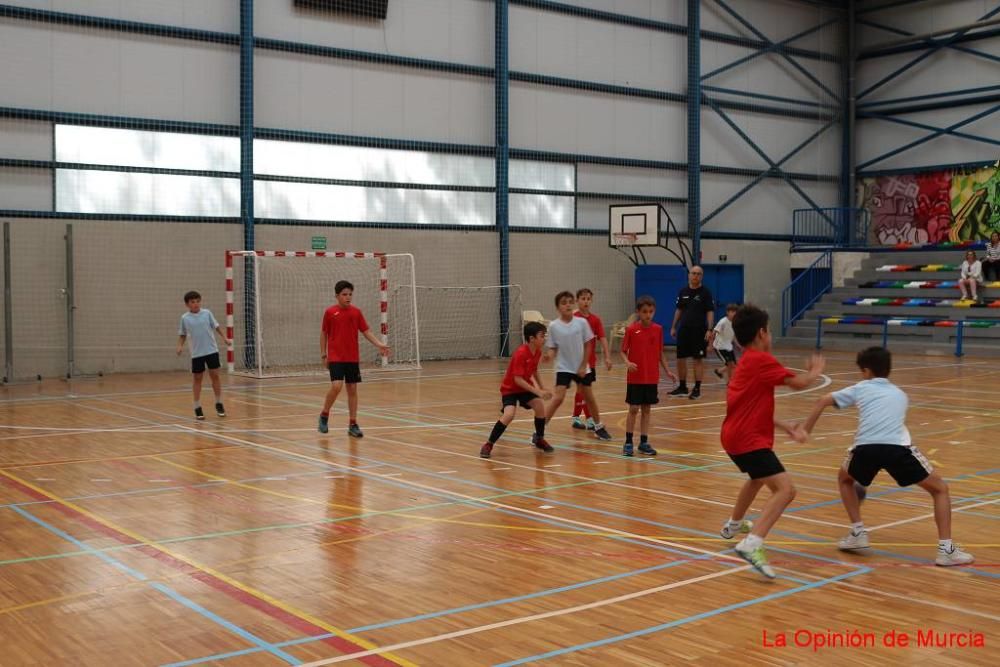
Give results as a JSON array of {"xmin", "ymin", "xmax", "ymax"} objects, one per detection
[
  {"xmin": 713, "ymin": 368, "xmax": 723, "ymax": 379},
  {"xmin": 720, "ymin": 519, "xmax": 752, "ymax": 539},
  {"xmin": 480, "ymin": 442, "xmax": 494, "ymax": 459},
  {"xmin": 735, "ymin": 541, "xmax": 776, "ymax": 579},
  {"xmin": 194, "ymin": 407, "xmax": 205, "ymax": 421},
  {"xmin": 623, "ymin": 443, "xmax": 634, "ymax": 457},
  {"xmin": 637, "ymin": 443, "xmax": 657, "ymax": 456},
  {"xmin": 688, "ymin": 387, "xmax": 701, "ymax": 400},
  {"xmin": 347, "ymin": 423, "xmax": 364, "ymax": 438},
  {"xmin": 318, "ymin": 414, "xmax": 329, "ymax": 434},
  {"xmin": 572, "ymin": 416, "xmax": 587, "ymax": 430},
  {"xmin": 936, "ymin": 545, "xmax": 974, "ymax": 566},
  {"xmin": 586, "ymin": 418, "xmax": 596, "ymax": 431},
  {"xmin": 669, "ymin": 385, "xmax": 688, "ymax": 396},
  {"xmin": 215, "ymin": 402, "xmax": 226, "ymax": 417},
  {"xmin": 532, "ymin": 435, "xmax": 554, "ymax": 453},
  {"xmin": 593, "ymin": 426, "xmax": 612, "ymax": 441},
  {"xmin": 838, "ymin": 530, "xmax": 870, "ymax": 551}
]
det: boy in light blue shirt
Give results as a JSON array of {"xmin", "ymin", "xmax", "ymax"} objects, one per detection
[
  {"xmin": 177, "ymin": 290, "xmax": 230, "ymax": 420},
  {"xmin": 542, "ymin": 291, "xmax": 612, "ymax": 442},
  {"xmin": 800, "ymin": 347, "xmax": 973, "ymax": 566}
]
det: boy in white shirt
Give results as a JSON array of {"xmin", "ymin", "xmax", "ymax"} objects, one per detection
[
  {"xmin": 177, "ymin": 290, "xmax": 230, "ymax": 420},
  {"xmin": 542, "ymin": 291, "xmax": 612, "ymax": 442},
  {"xmin": 799, "ymin": 346, "xmax": 973, "ymax": 566},
  {"xmin": 709, "ymin": 303, "xmax": 738, "ymax": 384}
]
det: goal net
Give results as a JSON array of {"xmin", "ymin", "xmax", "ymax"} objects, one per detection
[
  {"xmin": 226, "ymin": 251, "xmax": 419, "ymax": 377},
  {"xmin": 393, "ymin": 285, "xmax": 523, "ymax": 360}
]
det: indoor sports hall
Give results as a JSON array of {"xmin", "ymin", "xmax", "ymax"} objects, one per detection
[{"xmin": 0, "ymin": 1, "xmax": 997, "ymax": 665}]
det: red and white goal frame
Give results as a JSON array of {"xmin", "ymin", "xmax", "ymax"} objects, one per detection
[{"xmin": 225, "ymin": 250, "xmax": 418, "ymax": 375}]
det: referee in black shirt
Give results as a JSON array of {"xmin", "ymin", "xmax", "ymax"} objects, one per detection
[{"xmin": 669, "ymin": 265, "xmax": 715, "ymax": 400}]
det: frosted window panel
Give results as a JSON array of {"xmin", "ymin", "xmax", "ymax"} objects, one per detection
[
  {"xmin": 254, "ymin": 181, "xmax": 494, "ymax": 225},
  {"xmin": 510, "ymin": 194, "xmax": 574, "ymax": 228},
  {"xmin": 55, "ymin": 125, "xmax": 238, "ymax": 171},
  {"xmin": 254, "ymin": 140, "xmax": 493, "ymax": 186},
  {"xmin": 510, "ymin": 160, "xmax": 574, "ymax": 191},
  {"xmin": 56, "ymin": 170, "xmax": 238, "ymax": 216}
]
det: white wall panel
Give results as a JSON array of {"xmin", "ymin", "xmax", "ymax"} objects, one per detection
[
  {"xmin": 254, "ymin": 0, "xmax": 493, "ymax": 67},
  {"xmin": 0, "ymin": 119, "xmax": 51, "ymax": 160},
  {"xmin": 4, "ymin": 0, "xmax": 235, "ymax": 32},
  {"xmin": 0, "ymin": 21, "xmax": 236, "ymax": 123},
  {"xmin": 0, "ymin": 168, "xmax": 52, "ymax": 210}
]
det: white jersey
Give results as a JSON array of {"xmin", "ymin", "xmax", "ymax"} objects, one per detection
[
  {"xmin": 712, "ymin": 317, "xmax": 735, "ymax": 352},
  {"xmin": 545, "ymin": 317, "xmax": 595, "ymax": 374}
]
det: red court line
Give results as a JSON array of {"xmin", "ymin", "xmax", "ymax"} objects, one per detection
[{"xmin": 0, "ymin": 474, "xmax": 404, "ymax": 667}]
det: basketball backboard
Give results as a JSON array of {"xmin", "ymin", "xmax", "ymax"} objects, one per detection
[{"xmin": 609, "ymin": 204, "xmax": 661, "ymax": 247}]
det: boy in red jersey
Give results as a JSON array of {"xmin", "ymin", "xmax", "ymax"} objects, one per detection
[
  {"xmin": 318, "ymin": 280, "xmax": 390, "ymax": 437},
  {"xmin": 480, "ymin": 322, "xmax": 553, "ymax": 459},
  {"xmin": 620, "ymin": 296, "xmax": 676, "ymax": 456},
  {"xmin": 571, "ymin": 288, "xmax": 612, "ymax": 431},
  {"xmin": 720, "ymin": 304, "xmax": 824, "ymax": 579}
]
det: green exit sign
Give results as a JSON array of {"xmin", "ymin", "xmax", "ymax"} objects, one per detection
[{"xmin": 311, "ymin": 236, "xmax": 327, "ymax": 250}]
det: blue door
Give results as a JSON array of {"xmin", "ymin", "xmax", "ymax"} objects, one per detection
[{"xmin": 635, "ymin": 264, "xmax": 744, "ymax": 345}]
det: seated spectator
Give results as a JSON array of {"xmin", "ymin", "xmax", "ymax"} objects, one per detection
[
  {"xmin": 983, "ymin": 231, "xmax": 1000, "ymax": 282},
  {"xmin": 958, "ymin": 250, "xmax": 984, "ymax": 302}
]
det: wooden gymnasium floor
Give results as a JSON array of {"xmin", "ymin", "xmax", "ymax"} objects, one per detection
[{"xmin": 0, "ymin": 351, "xmax": 997, "ymax": 666}]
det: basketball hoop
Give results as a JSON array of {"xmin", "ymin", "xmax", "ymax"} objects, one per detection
[{"xmin": 612, "ymin": 232, "xmax": 639, "ymax": 247}]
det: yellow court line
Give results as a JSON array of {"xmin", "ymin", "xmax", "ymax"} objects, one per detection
[
  {"xmin": 0, "ymin": 590, "xmax": 97, "ymax": 616},
  {"xmin": 0, "ymin": 469, "xmax": 417, "ymax": 667},
  {"xmin": 2, "ymin": 445, "xmax": 245, "ymax": 470},
  {"xmin": 152, "ymin": 457, "xmax": 363, "ymax": 512}
]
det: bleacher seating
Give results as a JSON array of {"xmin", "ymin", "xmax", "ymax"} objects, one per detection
[{"xmin": 783, "ymin": 246, "xmax": 1000, "ymax": 353}]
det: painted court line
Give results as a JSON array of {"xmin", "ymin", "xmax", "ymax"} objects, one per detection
[
  {"xmin": 868, "ymin": 498, "xmax": 1000, "ymax": 532},
  {"xmin": 296, "ymin": 567, "xmax": 749, "ymax": 666},
  {"xmin": 492, "ymin": 569, "xmax": 869, "ymax": 666},
  {"xmin": 10, "ymin": 506, "xmax": 300, "ymax": 665}
]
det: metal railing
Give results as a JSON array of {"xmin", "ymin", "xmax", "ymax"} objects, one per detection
[
  {"xmin": 813, "ymin": 316, "xmax": 1000, "ymax": 357},
  {"xmin": 781, "ymin": 250, "xmax": 832, "ymax": 335},
  {"xmin": 792, "ymin": 207, "xmax": 870, "ymax": 249}
]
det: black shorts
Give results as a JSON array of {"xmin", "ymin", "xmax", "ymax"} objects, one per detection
[
  {"xmin": 844, "ymin": 444, "xmax": 932, "ymax": 487},
  {"xmin": 676, "ymin": 327, "xmax": 708, "ymax": 359},
  {"xmin": 626, "ymin": 384, "xmax": 659, "ymax": 406},
  {"xmin": 191, "ymin": 352, "xmax": 221, "ymax": 373},
  {"xmin": 328, "ymin": 362, "xmax": 362, "ymax": 384},
  {"xmin": 556, "ymin": 371, "xmax": 593, "ymax": 387},
  {"xmin": 715, "ymin": 348, "xmax": 736, "ymax": 365},
  {"xmin": 728, "ymin": 448, "xmax": 786, "ymax": 480},
  {"xmin": 502, "ymin": 392, "xmax": 540, "ymax": 410}
]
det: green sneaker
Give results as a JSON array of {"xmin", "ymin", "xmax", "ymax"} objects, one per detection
[
  {"xmin": 720, "ymin": 519, "xmax": 752, "ymax": 539},
  {"xmin": 735, "ymin": 541, "xmax": 776, "ymax": 579}
]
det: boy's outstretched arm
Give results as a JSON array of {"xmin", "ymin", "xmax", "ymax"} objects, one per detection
[
  {"xmin": 784, "ymin": 353, "xmax": 825, "ymax": 390},
  {"xmin": 802, "ymin": 394, "xmax": 837, "ymax": 435}
]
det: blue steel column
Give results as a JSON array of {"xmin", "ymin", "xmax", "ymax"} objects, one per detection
[
  {"xmin": 496, "ymin": 0, "xmax": 511, "ymax": 356},
  {"xmin": 240, "ymin": 0, "xmax": 256, "ymax": 368},
  {"xmin": 687, "ymin": 0, "xmax": 701, "ymax": 262},
  {"xmin": 840, "ymin": 0, "xmax": 856, "ymax": 242}
]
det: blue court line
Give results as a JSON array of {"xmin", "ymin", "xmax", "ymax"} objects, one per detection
[
  {"xmin": 9, "ymin": 506, "xmax": 301, "ymax": 665},
  {"xmin": 770, "ymin": 524, "xmax": 1000, "ymax": 580},
  {"xmin": 492, "ymin": 568, "xmax": 871, "ymax": 667}
]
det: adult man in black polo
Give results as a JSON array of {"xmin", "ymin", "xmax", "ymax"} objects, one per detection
[{"xmin": 669, "ymin": 265, "xmax": 715, "ymax": 400}]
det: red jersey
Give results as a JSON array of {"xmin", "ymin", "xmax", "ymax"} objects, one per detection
[
  {"xmin": 321, "ymin": 304, "xmax": 369, "ymax": 363},
  {"xmin": 720, "ymin": 348, "xmax": 794, "ymax": 455},
  {"xmin": 574, "ymin": 311, "xmax": 605, "ymax": 368},
  {"xmin": 622, "ymin": 321, "xmax": 663, "ymax": 385},
  {"xmin": 500, "ymin": 343, "xmax": 542, "ymax": 395}
]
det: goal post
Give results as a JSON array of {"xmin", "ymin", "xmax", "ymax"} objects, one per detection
[{"xmin": 225, "ymin": 250, "xmax": 420, "ymax": 377}]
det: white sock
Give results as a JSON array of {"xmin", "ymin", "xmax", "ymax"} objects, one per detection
[
  {"xmin": 193, "ymin": 401, "xmax": 201, "ymax": 409},
  {"xmin": 727, "ymin": 517, "xmax": 741, "ymax": 527},
  {"xmin": 851, "ymin": 522, "xmax": 865, "ymax": 535},
  {"xmin": 740, "ymin": 534, "xmax": 763, "ymax": 550},
  {"xmin": 938, "ymin": 539, "xmax": 953, "ymax": 552}
]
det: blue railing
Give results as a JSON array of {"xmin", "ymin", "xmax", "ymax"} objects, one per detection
[
  {"xmin": 781, "ymin": 250, "xmax": 832, "ymax": 335},
  {"xmin": 792, "ymin": 207, "xmax": 870, "ymax": 248},
  {"xmin": 813, "ymin": 317, "xmax": 993, "ymax": 357}
]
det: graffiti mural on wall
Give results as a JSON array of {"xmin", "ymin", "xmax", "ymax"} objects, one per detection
[{"xmin": 858, "ymin": 162, "xmax": 1000, "ymax": 245}]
